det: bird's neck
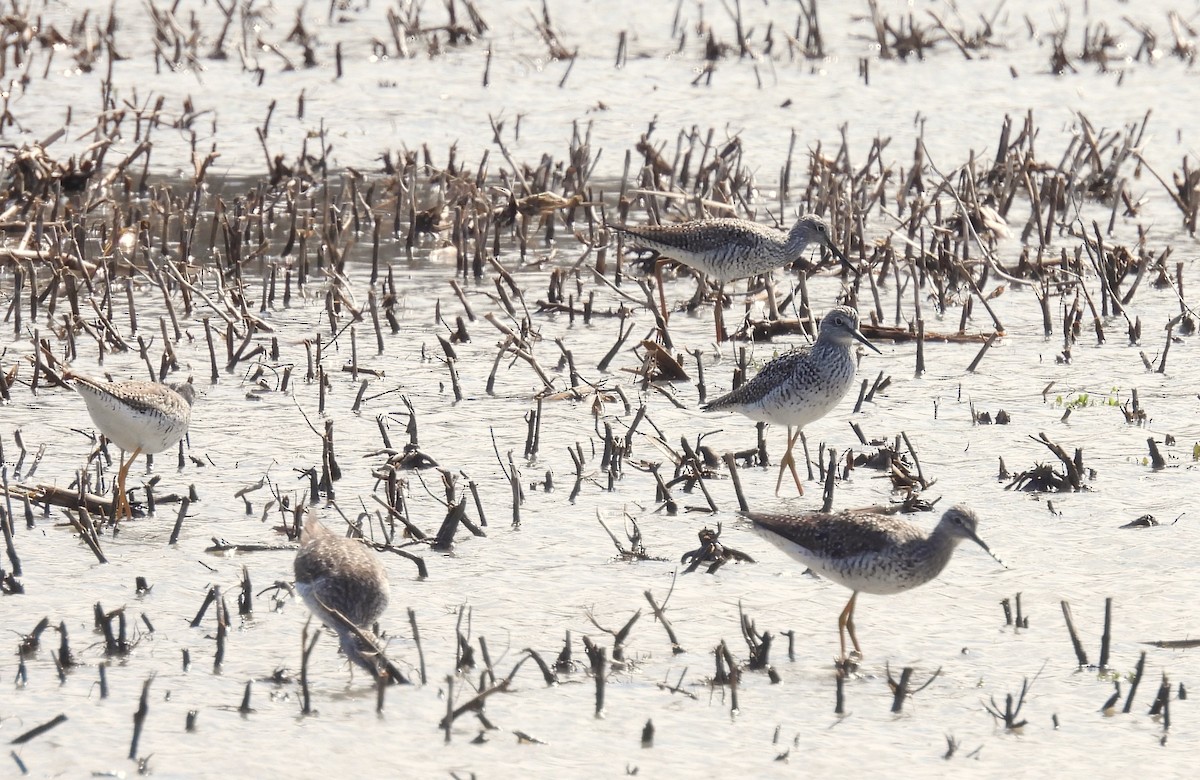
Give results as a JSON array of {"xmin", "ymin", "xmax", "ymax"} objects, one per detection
[
  {"xmin": 809, "ymin": 338, "xmax": 851, "ymax": 370},
  {"xmin": 783, "ymin": 224, "xmax": 809, "ymax": 256},
  {"xmin": 915, "ymin": 527, "xmax": 959, "ymax": 578}
]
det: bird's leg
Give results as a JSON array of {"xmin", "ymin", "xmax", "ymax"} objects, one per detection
[
  {"xmin": 684, "ymin": 272, "xmax": 706, "ymax": 310},
  {"xmin": 774, "ymin": 427, "xmax": 805, "ymax": 496},
  {"xmin": 114, "ymin": 447, "xmax": 142, "ymax": 519},
  {"xmin": 774, "ymin": 426, "xmax": 794, "ymax": 495},
  {"xmin": 713, "ymin": 282, "xmax": 727, "ymax": 343},
  {"xmin": 838, "ymin": 592, "xmax": 861, "ymax": 660},
  {"xmin": 764, "ymin": 273, "xmax": 780, "ymax": 319},
  {"xmin": 654, "ymin": 258, "xmax": 671, "ymax": 325},
  {"xmin": 786, "ymin": 427, "xmax": 804, "ymax": 495}
]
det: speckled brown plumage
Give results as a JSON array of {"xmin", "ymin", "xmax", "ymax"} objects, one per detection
[
  {"xmin": 704, "ymin": 306, "xmax": 879, "ymax": 494},
  {"xmin": 745, "ymin": 505, "xmax": 994, "ymax": 657},
  {"xmin": 67, "ymin": 371, "xmax": 196, "ymax": 519},
  {"xmin": 69, "ymin": 373, "xmax": 195, "ymax": 453},
  {"xmin": 294, "ymin": 515, "xmax": 390, "ymax": 673},
  {"xmin": 613, "ymin": 214, "xmax": 847, "ymax": 282}
]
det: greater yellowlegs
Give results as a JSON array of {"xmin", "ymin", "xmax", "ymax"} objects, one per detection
[
  {"xmin": 612, "ymin": 214, "xmax": 850, "ymax": 326},
  {"xmin": 746, "ymin": 505, "xmax": 997, "ymax": 658},
  {"xmin": 294, "ymin": 514, "xmax": 390, "ymax": 674},
  {"xmin": 68, "ymin": 372, "xmax": 195, "ymax": 519},
  {"xmin": 703, "ymin": 306, "xmax": 880, "ymax": 495}
]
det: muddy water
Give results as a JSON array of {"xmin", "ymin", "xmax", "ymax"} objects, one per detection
[{"xmin": 2, "ymin": 1, "xmax": 1199, "ymax": 778}]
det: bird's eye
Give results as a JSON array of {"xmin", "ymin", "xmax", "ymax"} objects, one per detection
[{"xmin": 817, "ymin": 223, "xmax": 827, "ymax": 232}]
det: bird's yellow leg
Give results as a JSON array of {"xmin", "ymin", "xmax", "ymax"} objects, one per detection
[
  {"xmin": 686, "ymin": 274, "xmax": 707, "ymax": 310},
  {"xmin": 786, "ymin": 427, "xmax": 804, "ymax": 496},
  {"xmin": 114, "ymin": 447, "xmax": 141, "ymax": 519},
  {"xmin": 838, "ymin": 592, "xmax": 860, "ymax": 660},
  {"xmin": 713, "ymin": 283, "xmax": 726, "ymax": 343},
  {"xmin": 774, "ymin": 427, "xmax": 804, "ymax": 496}
]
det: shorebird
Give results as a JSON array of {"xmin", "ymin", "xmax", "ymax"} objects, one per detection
[
  {"xmin": 745, "ymin": 505, "xmax": 998, "ymax": 659},
  {"xmin": 67, "ymin": 372, "xmax": 195, "ymax": 519},
  {"xmin": 611, "ymin": 214, "xmax": 851, "ymax": 329},
  {"xmin": 703, "ymin": 306, "xmax": 880, "ymax": 495},
  {"xmin": 294, "ymin": 514, "xmax": 391, "ymax": 676}
]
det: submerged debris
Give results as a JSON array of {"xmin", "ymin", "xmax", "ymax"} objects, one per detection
[
  {"xmin": 680, "ymin": 525, "xmax": 754, "ymax": 573},
  {"xmin": 1005, "ymin": 434, "xmax": 1092, "ymax": 492}
]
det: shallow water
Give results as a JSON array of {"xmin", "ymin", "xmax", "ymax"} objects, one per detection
[{"xmin": 3, "ymin": 1, "xmax": 1200, "ymax": 778}]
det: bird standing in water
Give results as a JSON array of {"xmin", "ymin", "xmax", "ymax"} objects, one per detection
[
  {"xmin": 293, "ymin": 514, "xmax": 391, "ymax": 677},
  {"xmin": 704, "ymin": 306, "xmax": 879, "ymax": 495},
  {"xmin": 612, "ymin": 214, "xmax": 851, "ymax": 337},
  {"xmin": 67, "ymin": 371, "xmax": 195, "ymax": 519},
  {"xmin": 745, "ymin": 505, "xmax": 999, "ymax": 659}
]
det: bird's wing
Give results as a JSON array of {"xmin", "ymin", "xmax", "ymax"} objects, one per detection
[
  {"xmin": 745, "ymin": 509, "xmax": 905, "ymax": 558},
  {"xmin": 702, "ymin": 347, "xmax": 812, "ymax": 410},
  {"xmin": 618, "ymin": 220, "xmax": 770, "ymax": 253}
]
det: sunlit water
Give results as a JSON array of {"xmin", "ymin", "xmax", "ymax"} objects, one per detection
[{"xmin": 2, "ymin": 1, "xmax": 1199, "ymax": 777}]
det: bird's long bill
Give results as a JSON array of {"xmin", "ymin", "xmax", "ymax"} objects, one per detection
[
  {"xmin": 967, "ymin": 530, "xmax": 1007, "ymax": 568},
  {"xmin": 851, "ymin": 326, "xmax": 882, "ymax": 354},
  {"xmin": 821, "ymin": 237, "xmax": 853, "ymax": 275}
]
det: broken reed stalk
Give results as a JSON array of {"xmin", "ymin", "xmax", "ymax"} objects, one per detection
[
  {"xmin": 443, "ymin": 675, "xmax": 454, "ymax": 744},
  {"xmin": 299, "ymin": 620, "xmax": 319, "ymax": 715},
  {"xmin": 738, "ymin": 606, "xmax": 772, "ymax": 673},
  {"xmin": 129, "ymin": 675, "xmax": 153, "ymax": 760},
  {"xmin": 238, "ymin": 565, "xmax": 253, "ymax": 616},
  {"xmin": 466, "ymin": 479, "xmax": 487, "ymax": 528},
  {"xmin": 9, "ymin": 713, "xmax": 68, "ymax": 745},
  {"xmin": 1061, "ymin": 600, "xmax": 1089, "ymax": 666},
  {"xmin": 1032, "ymin": 432, "xmax": 1084, "ymax": 490},
  {"xmin": 71, "ymin": 509, "xmax": 107, "ymax": 564},
  {"xmin": 438, "ymin": 673, "xmax": 513, "ymax": 731},
  {"xmin": 432, "ymin": 501, "xmax": 467, "ymax": 551},
  {"xmin": 899, "ymin": 431, "xmax": 928, "ymax": 488},
  {"xmin": 190, "ymin": 585, "xmax": 218, "ymax": 628},
  {"xmin": 409, "ymin": 607, "xmax": 427, "ymax": 684},
  {"xmin": 722, "ymin": 452, "xmax": 749, "ymax": 512},
  {"xmin": 820, "ymin": 447, "xmax": 837, "ymax": 512},
  {"xmin": 1, "ymin": 505, "xmax": 21, "ymax": 576},
  {"xmin": 799, "ymin": 431, "xmax": 815, "ymax": 482},
  {"xmin": 507, "ymin": 452, "xmax": 521, "ymax": 527},
  {"xmin": 56, "ymin": 620, "xmax": 75, "ymax": 672},
  {"xmin": 1156, "ymin": 319, "xmax": 1174, "ymax": 373},
  {"xmin": 1149, "ymin": 674, "xmax": 1171, "ymax": 733},
  {"xmin": 723, "ymin": 641, "xmax": 740, "ymax": 713},
  {"xmin": 915, "ymin": 318, "xmax": 925, "ymax": 375},
  {"xmin": 370, "ymin": 494, "xmax": 428, "ymax": 541},
  {"xmin": 643, "ymin": 589, "xmax": 685, "ymax": 654},
  {"xmin": 690, "ymin": 465, "xmax": 719, "ymax": 513},
  {"xmin": 1099, "ymin": 596, "xmax": 1113, "ymax": 671},
  {"xmin": 984, "ymin": 674, "xmax": 1033, "ymax": 730},
  {"xmin": 1123, "ymin": 651, "xmax": 1146, "ymax": 713},
  {"xmin": 851, "ymin": 377, "xmax": 869, "ymax": 414},
  {"xmin": 890, "ymin": 666, "xmax": 914, "ymax": 713},
  {"xmin": 1102, "ymin": 681, "xmax": 1121, "ymax": 712},
  {"xmin": 214, "ymin": 593, "xmax": 228, "ymax": 671},
  {"xmin": 582, "ymin": 635, "xmax": 607, "ymax": 716},
  {"xmin": 479, "ymin": 636, "xmax": 497, "ymax": 686},
  {"xmin": 966, "ymin": 331, "xmax": 998, "ymax": 372},
  {"xmin": 238, "ymin": 681, "xmax": 254, "ymax": 714},
  {"xmin": 1147, "ymin": 437, "xmax": 1166, "ymax": 468}
]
